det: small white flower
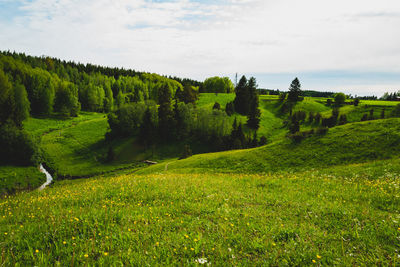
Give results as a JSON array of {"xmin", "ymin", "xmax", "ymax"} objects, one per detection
[{"xmin": 195, "ymin": 258, "xmax": 208, "ymax": 264}]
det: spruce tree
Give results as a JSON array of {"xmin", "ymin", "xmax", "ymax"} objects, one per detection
[
  {"xmin": 233, "ymin": 76, "xmax": 249, "ymax": 115},
  {"xmin": 246, "ymin": 77, "xmax": 261, "ymax": 130},
  {"xmin": 287, "ymin": 77, "xmax": 302, "ymax": 102}
]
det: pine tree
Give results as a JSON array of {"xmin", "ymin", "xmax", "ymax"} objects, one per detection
[
  {"xmin": 246, "ymin": 77, "xmax": 261, "ymax": 130},
  {"xmin": 233, "ymin": 76, "xmax": 249, "ymax": 115},
  {"xmin": 287, "ymin": 78, "xmax": 302, "ymax": 102}
]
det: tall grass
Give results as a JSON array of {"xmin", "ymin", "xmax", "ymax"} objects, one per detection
[{"xmin": 1, "ymin": 160, "xmax": 399, "ymax": 265}]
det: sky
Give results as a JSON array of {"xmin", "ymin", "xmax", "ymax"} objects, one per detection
[{"xmin": 0, "ymin": 0, "xmax": 399, "ymax": 96}]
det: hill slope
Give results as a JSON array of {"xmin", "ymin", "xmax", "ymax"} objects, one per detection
[
  {"xmin": 1, "ymin": 158, "xmax": 399, "ymax": 265},
  {"xmin": 138, "ymin": 118, "xmax": 400, "ymax": 174}
]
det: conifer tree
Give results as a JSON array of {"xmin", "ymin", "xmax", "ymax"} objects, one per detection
[
  {"xmin": 233, "ymin": 76, "xmax": 249, "ymax": 115},
  {"xmin": 246, "ymin": 77, "xmax": 261, "ymax": 130},
  {"xmin": 287, "ymin": 77, "xmax": 302, "ymax": 102}
]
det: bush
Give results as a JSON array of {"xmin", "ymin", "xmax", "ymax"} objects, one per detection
[
  {"xmin": 361, "ymin": 114, "xmax": 368, "ymax": 121},
  {"xmin": 289, "ymin": 132, "xmax": 304, "ymax": 143},
  {"xmin": 259, "ymin": 136, "xmax": 267, "ymax": 146},
  {"xmin": 334, "ymin": 93, "xmax": 346, "ymax": 106},
  {"xmin": 179, "ymin": 144, "xmax": 192, "ymax": 159},
  {"xmin": 213, "ymin": 102, "xmax": 221, "ymax": 110},
  {"xmin": 316, "ymin": 127, "xmax": 328, "ymax": 135},
  {"xmin": 225, "ymin": 101, "xmax": 235, "ymax": 116},
  {"xmin": 106, "ymin": 146, "xmax": 116, "ymax": 162},
  {"xmin": 0, "ymin": 122, "xmax": 40, "ymax": 165},
  {"xmin": 391, "ymin": 104, "xmax": 400, "ymax": 117},
  {"xmin": 314, "ymin": 113, "xmax": 322, "ymax": 124},
  {"xmin": 338, "ymin": 114, "xmax": 347, "ymax": 125}
]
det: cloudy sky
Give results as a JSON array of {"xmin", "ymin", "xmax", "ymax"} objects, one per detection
[{"xmin": 0, "ymin": 0, "xmax": 399, "ymax": 96}]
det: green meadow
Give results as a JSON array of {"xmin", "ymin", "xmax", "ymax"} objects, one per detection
[
  {"xmin": 1, "ymin": 159, "xmax": 399, "ymax": 266},
  {"xmin": 2, "ymin": 93, "xmax": 400, "ymax": 266}
]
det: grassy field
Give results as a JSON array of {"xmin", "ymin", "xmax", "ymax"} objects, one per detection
[
  {"xmin": 138, "ymin": 118, "xmax": 400, "ymax": 175},
  {"xmin": 0, "ymin": 166, "xmax": 45, "ymax": 195},
  {"xmin": 2, "ymin": 95, "xmax": 400, "ymax": 265},
  {"xmin": 1, "ymin": 158, "xmax": 399, "ymax": 266},
  {"xmin": 4, "ymin": 94, "xmax": 399, "ymax": 189}
]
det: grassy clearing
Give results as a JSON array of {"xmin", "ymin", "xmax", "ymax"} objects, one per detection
[
  {"xmin": 40, "ymin": 115, "xmax": 146, "ymax": 178},
  {"xmin": 197, "ymin": 93, "xmax": 235, "ymax": 109},
  {"xmin": 139, "ymin": 118, "xmax": 400, "ymax": 175},
  {"xmin": 23, "ymin": 112, "xmax": 105, "ymax": 137},
  {"xmin": 1, "ymin": 159, "xmax": 399, "ymax": 266},
  {"xmin": 293, "ymin": 98, "xmax": 331, "ymax": 114},
  {"xmin": 0, "ymin": 166, "xmax": 45, "ymax": 195},
  {"xmin": 360, "ymin": 100, "xmax": 400, "ymax": 106}
]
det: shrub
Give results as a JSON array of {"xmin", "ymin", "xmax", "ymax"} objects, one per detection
[
  {"xmin": 179, "ymin": 144, "xmax": 192, "ymax": 159},
  {"xmin": 361, "ymin": 114, "xmax": 368, "ymax": 121},
  {"xmin": 334, "ymin": 93, "xmax": 346, "ymax": 106},
  {"xmin": 259, "ymin": 136, "xmax": 267, "ymax": 146},
  {"xmin": 225, "ymin": 101, "xmax": 235, "ymax": 116},
  {"xmin": 338, "ymin": 114, "xmax": 347, "ymax": 125},
  {"xmin": 0, "ymin": 122, "xmax": 40, "ymax": 165},
  {"xmin": 289, "ymin": 132, "xmax": 304, "ymax": 143},
  {"xmin": 106, "ymin": 146, "xmax": 116, "ymax": 162},
  {"xmin": 391, "ymin": 104, "xmax": 400, "ymax": 117},
  {"xmin": 314, "ymin": 113, "xmax": 322, "ymax": 124},
  {"xmin": 213, "ymin": 102, "xmax": 221, "ymax": 110},
  {"xmin": 316, "ymin": 127, "xmax": 328, "ymax": 135}
]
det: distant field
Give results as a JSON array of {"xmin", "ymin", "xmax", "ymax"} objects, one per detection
[
  {"xmin": 259, "ymin": 95, "xmax": 280, "ymax": 100},
  {"xmin": 197, "ymin": 93, "xmax": 235, "ymax": 109},
  {"xmin": 1, "ymin": 158, "xmax": 399, "ymax": 266},
  {"xmin": 360, "ymin": 100, "xmax": 400, "ymax": 106}
]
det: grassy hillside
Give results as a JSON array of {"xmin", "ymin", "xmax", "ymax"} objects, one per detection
[
  {"xmin": 0, "ymin": 166, "xmax": 45, "ymax": 195},
  {"xmin": 4, "ymin": 95, "xmax": 398, "ymax": 191},
  {"xmin": 1, "ymin": 158, "xmax": 399, "ymax": 265},
  {"xmin": 138, "ymin": 118, "xmax": 400, "ymax": 175}
]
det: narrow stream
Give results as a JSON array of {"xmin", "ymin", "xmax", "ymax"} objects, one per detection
[{"xmin": 39, "ymin": 164, "xmax": 53, "ymax": 190}]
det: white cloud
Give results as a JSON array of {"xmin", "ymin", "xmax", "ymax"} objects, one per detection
[{"xmin": 0, "ymin": 0, "xmax": 399, "ymax": 94}]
